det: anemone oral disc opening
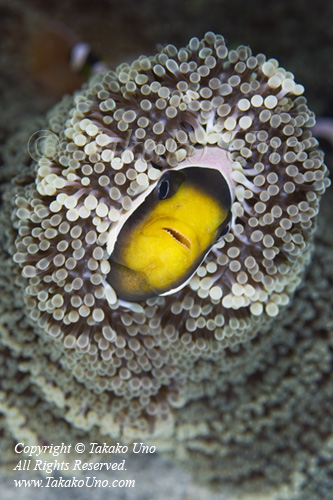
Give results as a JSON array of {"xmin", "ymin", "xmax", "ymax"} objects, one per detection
[
  {"xmin": 3, "ymin": 31, "xmax": 330, "ymax": 498},
  {"xmin": 107, "ymin": 154, "xmax": 233, "ymax": 301}
]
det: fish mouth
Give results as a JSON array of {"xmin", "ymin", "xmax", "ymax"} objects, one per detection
[{"xmin": 162, "ymin": 227, "xmax": 192, "ymax": 250}]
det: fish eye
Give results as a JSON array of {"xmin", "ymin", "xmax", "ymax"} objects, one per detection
[
  {"xmin": 157, "ymin": 174, "xmax": 171, "ymax": 200},
  {"xmin": 155, "ymin": 170, "xmax": 186, "ymax": 201}
]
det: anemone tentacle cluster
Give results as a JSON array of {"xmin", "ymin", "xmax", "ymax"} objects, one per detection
[{"xmin": 0, "ymin": 32, "xmax": 331, "ymax": 498}]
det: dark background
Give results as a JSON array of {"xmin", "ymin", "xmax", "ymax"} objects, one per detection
[{"xmin": 0, "ymin": 0, "xmax": 332, "ymax": 184}]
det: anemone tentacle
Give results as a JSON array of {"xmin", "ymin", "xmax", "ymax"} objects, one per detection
[{"xmin": 0, "ymin": 31, "xmax": 331, "ymax": 499}]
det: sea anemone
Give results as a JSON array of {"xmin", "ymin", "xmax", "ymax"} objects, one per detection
[{"xmin": 0, "ymin": 32, "xmax": 331, "ymax": 498}]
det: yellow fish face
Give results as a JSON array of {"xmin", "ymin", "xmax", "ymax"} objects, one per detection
[{"xmin": 108, "ymin": 167, "xmax": 232, "ymax": 301}]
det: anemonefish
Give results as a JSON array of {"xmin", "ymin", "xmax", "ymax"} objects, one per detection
[
  {"xmin": 26, "ymin": 20, "xmax": 107, "ymax": 98},
  {"xmin": 107, "ymin": 147, "xmax": 234, "ymax": 301}
]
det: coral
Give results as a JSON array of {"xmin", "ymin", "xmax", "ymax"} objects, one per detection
[{"xmin": 0, "ymin": 32, "xmax": 331, "ymax": 499}]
